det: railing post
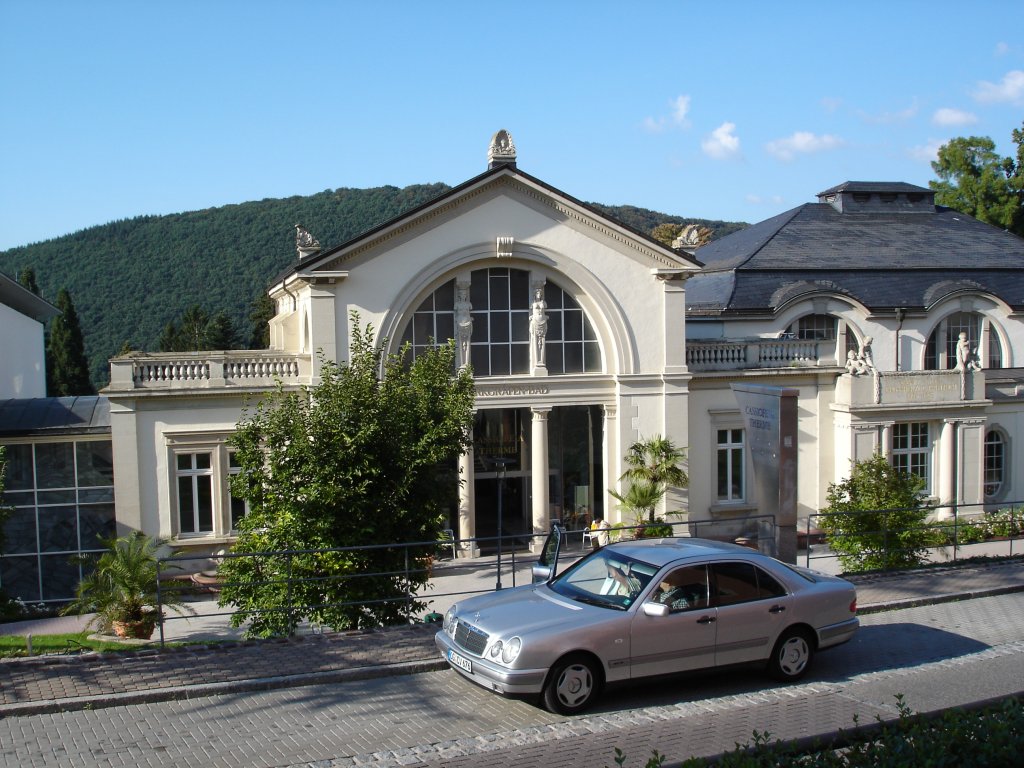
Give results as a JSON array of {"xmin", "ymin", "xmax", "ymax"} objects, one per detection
[
  {"xmin": 286, "ymin": 551, "xmax": 294, "ymax": 635},
  {"xmin": 404, "ymin": 544, "xmax": 411, "ymax": 624},
  {"xmin": 156, "ymin": 558, "xmax": 166, "ymax": 647}
]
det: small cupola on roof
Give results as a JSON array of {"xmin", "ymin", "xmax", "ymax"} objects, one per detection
[
  {"xmin": 487, "ymin": 129, "xmax": 517, "ymax": 169},
  {"xmin": 817, "ymin": 181, "xmax": 935, "ymax": 213}
]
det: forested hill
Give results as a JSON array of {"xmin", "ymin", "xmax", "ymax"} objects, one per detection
[{"xmin": 0, "ymin": 184, "xmax": 746, "ymax": 389}]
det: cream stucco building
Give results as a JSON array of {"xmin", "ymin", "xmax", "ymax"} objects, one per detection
[{"xmin": 5, "ymin": 133, "xmax": 1024, "ymax": 602}]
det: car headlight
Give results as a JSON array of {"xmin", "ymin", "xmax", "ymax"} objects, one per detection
[
  {"xmin": 487, "ymin": 637, "xmax": 522, "ymax": 664},
  {"xmin": 501, "ymin": 636, "xmax": 521, "ymax": 664},
  {"xmin": 443, "ymin": 606, "xmax": 458, "ymax": 634}
]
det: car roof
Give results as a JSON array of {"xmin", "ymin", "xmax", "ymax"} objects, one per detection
[{"xmin": 601, "ymin": 537, "xmax": 763, "ymax": 568}]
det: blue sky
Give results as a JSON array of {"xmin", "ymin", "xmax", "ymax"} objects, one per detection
[{"xmin": 2, "ymin": 0, "xmax": 1023, "ymax": 252}]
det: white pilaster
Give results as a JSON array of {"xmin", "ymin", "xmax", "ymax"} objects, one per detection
[
  {"xmin": 458, "ymin": 443, "xmax": 477, "ymax": 556},
  {"xmin": 938, "ymin": 419, "xmax": 956, "ymax": 518}
]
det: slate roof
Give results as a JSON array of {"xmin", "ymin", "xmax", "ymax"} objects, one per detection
[
  {"xmin": 687, "ymin": 193, "xmax": 1024, "ymax": 314},
  {"xmin": 0, "ymin": 397, "xmax": 110, "ymax": 437}
]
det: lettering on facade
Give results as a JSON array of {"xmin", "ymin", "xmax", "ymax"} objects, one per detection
[{"xmin": 477, "ymin": 386, "xmax": 551, "ymax": 397}]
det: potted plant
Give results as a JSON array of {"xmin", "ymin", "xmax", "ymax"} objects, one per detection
[{"xmin": 63, "ymin": 532, "xmax": 194, "ymax": 640}]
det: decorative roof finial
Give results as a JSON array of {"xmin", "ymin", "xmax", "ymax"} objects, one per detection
[{"xmin": 488, "ymin": 129, "xmax": 517, "ymax": 169}]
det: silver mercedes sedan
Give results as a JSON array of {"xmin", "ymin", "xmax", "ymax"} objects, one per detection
[{"xmin": 435, "ymin": 536, "xmax": 858, "ymax": 714}]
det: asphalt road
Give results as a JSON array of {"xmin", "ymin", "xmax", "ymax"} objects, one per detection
[{"xmin": 2, "ymin": 592, "xmax": 1023, "ymax": 768}]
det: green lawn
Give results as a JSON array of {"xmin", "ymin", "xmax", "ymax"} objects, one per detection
[{"xmin": 0, "ymin": 631, "xmax": 163, "ymax": 657}]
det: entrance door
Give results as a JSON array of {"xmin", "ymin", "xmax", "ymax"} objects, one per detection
[{"xmin": 474, "ymin": 474, "xmax": 530, "ymax": 551}]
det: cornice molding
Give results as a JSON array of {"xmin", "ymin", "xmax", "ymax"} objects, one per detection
[{"xmin": 313, "ymin": 175, "xmax": 693, "ymax": 273}]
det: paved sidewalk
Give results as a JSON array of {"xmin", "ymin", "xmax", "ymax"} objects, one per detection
[{"xmin": 2, "ymin": 557, "xmax": 1023, "ymax": 719}]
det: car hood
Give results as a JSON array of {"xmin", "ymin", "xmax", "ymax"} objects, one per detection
[{"xmin": 453, "ymin": 584, "xmax": 610, "ymax": 637}]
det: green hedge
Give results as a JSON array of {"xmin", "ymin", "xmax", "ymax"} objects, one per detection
[{"xmin": 611, "ymin": 695, "xmax": 1024, "ymax": 767}]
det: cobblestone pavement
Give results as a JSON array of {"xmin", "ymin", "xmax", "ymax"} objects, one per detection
[
  {"xmin": 1, "ymin": 593, "xmax": 1023, "ymax": 768},
  {"xmin": 2, "ymin": 558, "xmax": 1023, "ymax": 718}
]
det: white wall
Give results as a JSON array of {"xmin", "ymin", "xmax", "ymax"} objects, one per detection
[{"xmin": 0, "ymin": 303, "xmax": 47, "ymax": 398}]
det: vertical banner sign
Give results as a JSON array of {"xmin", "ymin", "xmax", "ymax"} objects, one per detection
[{"xmin": 730, "ymin": 384, "xmax": 799, "ymax": 563}]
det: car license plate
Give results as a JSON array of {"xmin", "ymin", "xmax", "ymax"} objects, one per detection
[{"xmin": 447, "ymin": 649, "xmax": 473, "ymax": 674}]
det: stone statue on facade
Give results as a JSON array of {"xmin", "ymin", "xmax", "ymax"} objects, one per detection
[
  {"xmin": 294, "ymin": 224, "xmax": 320, "ymax": 259},
  {"xmin": 955, "ymin": 332, "xmax": 983, "ymax": 371},
  {"xmin": 845, "ymin": 335, "xmax": 876, "ymax": 376},
  {"xmin": 530, "ymin": 282, "xmax": 548, "ymax": 368},
  {"xmin": 672, "ymin": 224, "xmax": 713, "ymax": 249},
  {"xmin": 454, "ymin": 281, "xmax": 473, "ymax": 369}
]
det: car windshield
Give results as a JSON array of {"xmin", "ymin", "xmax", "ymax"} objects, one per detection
[{"xmin": 548, "ymin": 549, "xmax": 660, "ymax": 610}]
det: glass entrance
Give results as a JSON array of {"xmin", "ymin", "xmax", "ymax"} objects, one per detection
[{"xmin": 472, "ymin": 405, "xmax": 605, "ymax": 550}]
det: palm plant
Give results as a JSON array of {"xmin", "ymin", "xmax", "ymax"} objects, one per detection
[
  {"xmin": 63, "ymin": 532, "xmax": 194, "ymax": 639},
  {"xmin": 610, "ymin": 435, "xmax": 689, "ymax": 526}
]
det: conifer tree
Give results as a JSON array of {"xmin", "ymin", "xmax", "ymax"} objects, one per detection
[
  {"xmin": 18, "ymin": 267, "xmax": 40, "ymax": 295},
  {"xmin": 47, "ymin": 288, "xmax": 94, "ymax": 396}
]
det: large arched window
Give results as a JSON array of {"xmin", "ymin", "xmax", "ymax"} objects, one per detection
[
  {"xmin": 924, "ymin": 311, "xmax": 1003, "ymax": 369},
  {"xmin": 401, "ymin": 267, "xmax": 601, "ymax": 376}
]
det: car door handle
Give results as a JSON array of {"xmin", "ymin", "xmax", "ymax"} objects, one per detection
[
  {"xmin": 696, "ymin": 615, "xmax": 716, "ymax": 624},
  {"xmin": 769, "ymin": 605, "xmax": 786, "ymax": 614}
]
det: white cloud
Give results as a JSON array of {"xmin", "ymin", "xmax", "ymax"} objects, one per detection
[
  {"xmin": 745, "ymin": 193, "xmax": 784, "ymax": 206},
  {"xmin": 820, "ymin": 96, "xmax": 843, "ymax": 114},
  {"xmin": 764, "ymin": 131, "xmax": 844, "ymax": 162},
  {"xmin": 973, "ymin": 70, "xmax": 1024, "ymax": 104},
  {"xmin": 931, "ymin": 107, "xmax": 978, "ymax": 127},
  {"xmin": 857, "ymin": 103, "xmax": 919, "ymax": 124},
  {"xmin": 671, "ymin": 95, "xmax": 691, "ymax": 126},
  {"xmin": 908, "ymin": 139, "xmax": 945, "ymax": 163},
  {"xmin": 701, "ymin": 122, "xmax": 740, "ymax": 159},
  {"xmin": 643, "ymin": 94, "xmax": 691, "ymax": 133},
  {"xmin": 642, "ymin": 116, "xmax": 667, "ymax": 133}
]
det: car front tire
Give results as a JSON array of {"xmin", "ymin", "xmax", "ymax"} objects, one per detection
[
  {"xmin": 768, "ymin": 628, "xmax": 814, "ymax": 681},
  {"xmin": 543, "ymin": 654, "xmax": 602, "ymax": 714}
]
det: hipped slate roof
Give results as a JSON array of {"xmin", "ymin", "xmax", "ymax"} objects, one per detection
[
  {"xmin": 0, "ymin": 397, "xmax": 110, "ymax": 437},
  {"xmin": 687, "ymin": 189, "xmax": 1024, "ymax": 315}
]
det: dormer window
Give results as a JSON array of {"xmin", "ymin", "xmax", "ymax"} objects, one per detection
[{"xmin": 852, "ymin": 193, "xmax": 871, "ymax": 203}]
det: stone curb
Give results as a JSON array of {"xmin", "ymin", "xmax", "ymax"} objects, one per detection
[
  {"xmin": 0, "ymin": 658, "xmax": 449, "ymax": 718},
  {"xmin": 855, "ymin": 583, "xmax": 1024, "ymax": 615}
]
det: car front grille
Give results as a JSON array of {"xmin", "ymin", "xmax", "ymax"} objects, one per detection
[{"xmin": 453, "ymin": 620, "xmax": 489, "ymax": 655}]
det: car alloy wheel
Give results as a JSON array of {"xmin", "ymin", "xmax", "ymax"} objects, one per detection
[
  {"xmin": 769, "ymin": 628, "xmax": 814, "ymax": 681},
  {"xmin": 544, "ymin": 654, "xmax": 601, "ymax": 714}
]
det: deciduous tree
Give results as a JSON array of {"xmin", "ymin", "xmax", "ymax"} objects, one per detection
[
  {"xmin": 818, "ymin": 453, "xmax": 932, "ymax": 572},
  {"xmin": 218, "ymin": 317, "xmax": 475, "ymax": 636},
  {"xmin": 930, "ymin": 123, "xmax": 1024, "ymax": 236}
]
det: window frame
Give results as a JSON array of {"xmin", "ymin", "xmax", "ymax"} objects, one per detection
[
  {"xmin": 983, "ymin": 428, "xmax": 1008, "ymax": 501},
  {"xmin": 165, "ymin": 432, "xmax": 242, "ymax": 541},
  {"xmin": 891, "ymin": 422, "xmax": 931, "ymax": 492},
  {"xmin": 715, "ymin": 426, "xmax": 746, "ymax": 504}
]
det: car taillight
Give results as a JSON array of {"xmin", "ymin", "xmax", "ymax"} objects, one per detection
[{"xmin": 850, "ymin": 599, "xmax": 858, "ymax": 614}]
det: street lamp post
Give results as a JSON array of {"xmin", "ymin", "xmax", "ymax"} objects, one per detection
[{"xmin": 490, "ymin": 457, "xmax": 512, "ymax": 590}]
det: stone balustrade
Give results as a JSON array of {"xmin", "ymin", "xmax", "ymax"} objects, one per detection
[
  {"xmin": 686, "ymin": 338, "xmax": 834, "ymax": 371},
  {"xmin": 107, "ymin": 351, "xmax": 312, "ymax": 391}
]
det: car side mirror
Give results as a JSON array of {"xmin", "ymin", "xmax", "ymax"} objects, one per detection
[
  {"xmin": 533, "ymin": 522, "xmax": 565, "ymax": 584},
  {"xmin": 642, "ymin": 601, "xmax": 669, "ymax": 617}
]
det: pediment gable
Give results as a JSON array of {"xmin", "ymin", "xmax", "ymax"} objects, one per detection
[{"xmin": 285, "ymin": 167, "xmax": 700, "ymax": 280}]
